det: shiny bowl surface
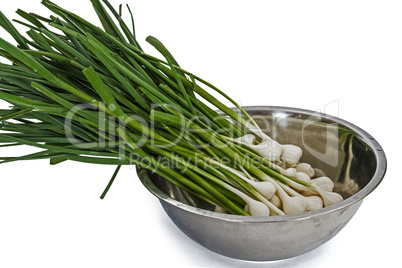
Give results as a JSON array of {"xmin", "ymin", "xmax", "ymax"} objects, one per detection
[{"xmin": 137, "ymin": 106, "xmax": 386, "ymax": 261}]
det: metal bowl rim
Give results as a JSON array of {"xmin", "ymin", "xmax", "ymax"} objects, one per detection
[{"xmin": 138, "ymin": 105, "xmax": 387, "ymax": 223}]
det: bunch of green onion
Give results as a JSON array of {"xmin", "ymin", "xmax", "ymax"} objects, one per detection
[{"xmin": 0, "ymin": 0, "xmax": 343, "ymax": 216}]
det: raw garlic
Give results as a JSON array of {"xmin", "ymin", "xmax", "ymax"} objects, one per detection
[
  {"xmin": 296, "ymin": 163, "xmax": 315, "ymax": 178},
  {"xmin": 280, "ymin": 144, "xmax": 302, "ymax": 166}
]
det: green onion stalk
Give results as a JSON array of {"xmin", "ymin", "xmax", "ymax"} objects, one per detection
[{"xmin": 0, "ymin": 0, "xmax": 342, "ymax": 216}]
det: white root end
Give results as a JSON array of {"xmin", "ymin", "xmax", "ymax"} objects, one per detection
[
  {"xmin": 263, "ymin": 175, "xmax": 308, "ymax": 215},
  {"xmin": 244, "ymin": 121, "xmax": 272, "ymax": 142},
  {"xmin": 269, "ymin": 194, "xmax": 282, "ymax": 210},
  {"xmin": 233, "ymin": 134, "xmax": 256, "ymax": 145},
  {"xmin": 295, "ymin": 172, "xmax": 311, "ymax": 183},
  {"xmin": 246, "ymin": 198, "xmax": 271, "ymax": 216},
  {"xmin": 250, "ymin": 181, "xmax": 276, "ymax": 200},
  {"xmin": 246, "ymin": 140, "xmax": 282, "ymax": 162},
  {"xmin": 306, "ymin": 196, "xmax": 324, "ymax": 211},
  {"xmin": 214, "ymin": 205, "xmax": 229, "ymax": 214},
  {"xmin": 280, "ymin": 144, "xmax": 303, "ymax": 166},
  {"xmin": 296, "ymin": 163, "xmax": 315, "ymax": 178},
  {"xmin": 244, "ymin": 204, "xmax": 250, "ymax": 214},
  {"xmin": 281, "ymin": 167, "xmax": 297, "ymax": 177},
  {"xmin": 314, "ymin": 186, "xmax": 343, "ymax": 207},
  {"xmin": 283, "ymin": 196, "xmax": 309, "ymax": 215},
  {"xmin": 311, "ymin": 177, "xmax": 334, "ymax": 192}
]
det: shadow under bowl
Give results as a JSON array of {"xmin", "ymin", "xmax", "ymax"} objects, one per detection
[{"xmin": 137, "ymin": 106, "xmax": 386, "ymax": 261}]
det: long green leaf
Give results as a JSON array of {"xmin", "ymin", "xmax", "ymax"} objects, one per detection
[
  {"xmin": 82, "ymin": 66, "xmax": 125, "ymax": 117},
  {"xmin": 0, "ymin": 11, "xmax": 29, "ymax": 49},
  {"xmin": 100, "ymin": 164, "xmax": 121, "ymax": 199},
  {"xmin": 16, "ymin": 9, "xmax": 47, "ymax": 30},
  {"xmin": 0, "ymin": 108, "xmax": 33, "ymax": 122},
  {"xmin": 90, "ymin": 0, "xmax": 126, "ymax": 42}
]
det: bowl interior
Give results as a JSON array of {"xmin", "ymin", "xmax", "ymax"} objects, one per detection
[{"xmin": 139, "ymin": 106, "xmax": 386, "ymax": 215}]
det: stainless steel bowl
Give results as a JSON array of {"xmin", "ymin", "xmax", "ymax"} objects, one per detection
[{"xmin": 137, "ymin": 106, "xmax": 386, "ymax": 261}]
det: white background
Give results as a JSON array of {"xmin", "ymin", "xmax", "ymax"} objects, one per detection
[{"xmin": 0, "ymin": 0, "xmax": 400, "ymax": 267}]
